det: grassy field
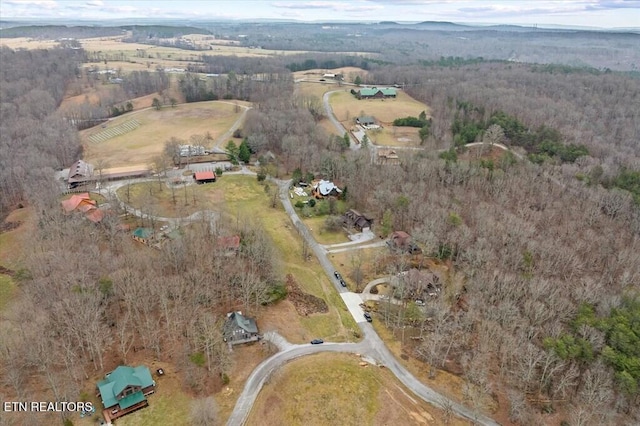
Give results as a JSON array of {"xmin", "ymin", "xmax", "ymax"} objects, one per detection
[
  {"xmin": 116, "ymin": 180, "xmax": 217, "ymax": 218},
  {"xmin": 0, "ymin": 207, "xmax": 33, "ymax": 269},
  {"xmin": 330, "ymin": 90, "xmax": 429, "ymax": 125},
  {"xmin": 0, "ymin": 275, "xmax": 16, "ymax": 312},
  {"xmin": 1, "ymin": 36, "xmax": 370, "ymax": 73},
  {"xmin": 368, "ymin": 126, "xmax": 421, "ymax": 147},
  {"xmin": 117, "ymin": 392, "xmax": 191, "ymax": 426},
  {"xmin": 247, "ymin": 352, "xmax": 469, "ymax": 426},
  {"xmin": 82, "ymin": 101, "xmax": 243, "ymax": 167},
  {"xmin": 300, "ymin": 216, "xmax": 350, "ymax": 245}
]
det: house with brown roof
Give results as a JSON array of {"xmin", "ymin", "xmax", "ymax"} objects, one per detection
[
  {"xmin": 387, "ymin": 231, "xmax": 422, "ymax": 254},
  {"xmin": 398, "ymin": 269, "xmax": 441, "ymax": 301},
  {"xmin": 342, "ymin": 209, "xmax": 373, "ymax": 232},
  {"xmin": 68, "ymin": 160, "xmax": 94, "ymax": 188},
  {"xmin": 377, "ymin": 148, "xmax": 400, "ymax": 165}
]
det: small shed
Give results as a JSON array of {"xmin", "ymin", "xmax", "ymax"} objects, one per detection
[{"xmin": 194, "ymin": 171, "xmax": 216, "ymax": 184}]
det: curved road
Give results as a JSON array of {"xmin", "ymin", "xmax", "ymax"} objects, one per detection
[
  {"xmin": 322, "ymin": 90, "xmax": 359, "ymax": 150},
  {"xmin": 225, "ymin": 179, "xmax": 499, "ymax": 426}
]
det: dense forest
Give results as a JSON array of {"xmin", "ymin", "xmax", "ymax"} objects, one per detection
[
  {"xmin": 1, "ymin": 22, "xmax": 639, "ymax": 425},
  {"xmin": 0, "ymin": 47, "xmax": 83, "ymax": 217}
]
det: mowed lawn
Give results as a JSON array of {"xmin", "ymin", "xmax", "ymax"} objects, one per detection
[
  {"xmin": 247, "ymin": 353, "xmax": 469, "ymax": 426},
  {"xmin": 330, "ymin": 90, "xmax": 429, "ymax": 125},
  {"xmin": 82, "ymin": 101, "xmax": 243, "ymax": 167},
  {"xmin": 116, "ymin": 392, "xmax": 190, "ymax": 426}
]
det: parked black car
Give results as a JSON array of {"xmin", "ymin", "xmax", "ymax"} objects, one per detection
[
  {"xmin": 334, "ymin": 271, "xmax": 342, "ymax": 280},
  {"xmin": 310, "ymin": 339, "xmax": 324, "ymax": 345},
  {"xmin": 339, "ymin": 279, "xmax": 347, "ymax": 287},
  {"xmin": 364, "ymin": 312, "xmax": 372, "ymax": 322}
]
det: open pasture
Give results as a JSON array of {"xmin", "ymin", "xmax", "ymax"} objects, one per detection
[
  {"xmin": 82, "ymin": 101, "xmax": 242, "ymax": 167},
  {"xmin": 330, "ymin": 90, "xmax": 429, "ymax": 125}
]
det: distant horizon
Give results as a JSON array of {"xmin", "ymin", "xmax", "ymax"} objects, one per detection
[
  {"xmin": 0, "ymin": 17, "xmax": 638, "ymax": 33},
  {"xmin": 1, "ymin": 1, "xmax": 638, "ymax": 30}
]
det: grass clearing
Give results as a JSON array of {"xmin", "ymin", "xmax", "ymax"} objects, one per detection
[
  {"xmin": 248, "ymin": 352, "xmax": 469, "ymax": 426},
  {"xmin": 116, "ymin": 388, "xmax": 191, "ymax": 426},
  {"xmin": 330, "ymin": 90, "xmax": 429, "ymax": 125},
  {"xmin": 0, "ymin": 275, "xmax": 16, "ymax": 312},
  {"xmin": 82, "ymin": 101, "xmax": 242, "ymax": 167},
  {"xmin": 116, "ymin": 180, "xmax": 218, "ymax": 218},
  {"xmin": 0, "ymin": 207, "xmax": 34, "ymax": 269},
  {"xmin": 300, "ymin": 216, "xmax": 349, "ymax": 245},
  {"xmin": 368, "ymin": 126, "xmax": 421, "ymax": 147},
  {"xmin": 294, "ymin": 81, "xmax": 341, "ymax": 100}
]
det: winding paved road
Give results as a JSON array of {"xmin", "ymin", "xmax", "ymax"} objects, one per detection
[
  {"xmin": 322, "ymin": 90, "xmax": 359, "ymax": 150},
  {"xmin": 225, "ymin": 179, "xmax": 500, "ymax": 426}
]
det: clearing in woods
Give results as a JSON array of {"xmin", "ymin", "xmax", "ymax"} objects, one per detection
[
  {"xmin": 81, "ymin": 101, "xmax": 245, "ymax": 167},
  {"xmin": 247, "ymin": 352, "xmax": 470, "ymax": 426}
]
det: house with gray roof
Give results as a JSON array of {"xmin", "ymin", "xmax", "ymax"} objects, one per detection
[{"xmin": 223, "ymin": 311, "xmax": 259, "ymax": 345}]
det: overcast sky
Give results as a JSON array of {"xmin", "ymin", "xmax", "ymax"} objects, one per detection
[{"xmin": 1, "ymin": 0, "xmax": 639, "ymax": 28}]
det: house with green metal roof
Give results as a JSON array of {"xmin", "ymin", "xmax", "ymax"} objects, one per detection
[
  {"xmin": 97, "ymin": 365, "xmax": 155, "ymax": 421},
  {"xmin": 132, "ymin": 227, "xmax": 153, "ymax": 245},
  {"xmin": 357, "ymin": 87, "xmax": 397, "ymax": 99}
]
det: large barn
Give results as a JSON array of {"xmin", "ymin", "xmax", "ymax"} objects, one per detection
[{"xmin": 357, "ymin": 87, "xmax": 397, "ymax": 99}]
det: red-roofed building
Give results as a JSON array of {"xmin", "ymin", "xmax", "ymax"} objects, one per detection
[
  {"xmin": 61, "ymin": 193, "xmax": 105, "ymax": 223},
  {"xmin": 194, "ymin": 171, "xmax": 216, "ymax": 184},
  {"xmin": 61, "ymin": 193, "xmax": 96, "ymax": 213}
]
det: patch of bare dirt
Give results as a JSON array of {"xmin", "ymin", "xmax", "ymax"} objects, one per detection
[
  {"xmin": 0, "ymin": 266, "xmax": 15, "ymax": 276},
  {"xmin": 0, "ymin": 220, "xmax": 21, "ymax": 233},
  {"xmin": 285, "ymin": 273, "xmax": 328, "ymax": 316}
]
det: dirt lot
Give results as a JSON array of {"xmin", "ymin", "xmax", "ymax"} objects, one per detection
[
  {"xmin": 82, "ymin": 101, "xmax": 243, "ymax": 167},
  {"xmin": 247, "ymin": 352, "xmax": 470, "ymax": 426}
]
